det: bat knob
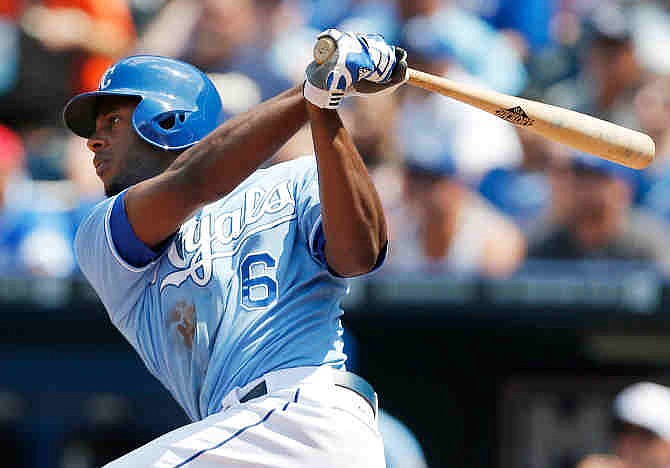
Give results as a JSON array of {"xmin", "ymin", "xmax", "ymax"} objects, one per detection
[{"xmin": 313, "ymin": 36, "xmax": 336, "ymax": 65}]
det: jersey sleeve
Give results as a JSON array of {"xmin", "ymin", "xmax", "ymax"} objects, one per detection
[
  {"xmin": 294, "ymin": 160, "xmax": 327, "ymax": 266},
  {"xmin": 74, "ymin": 193, "xmax": 157, "ymax": 324},
  {"xmin": 294, "ymin": 157, "xmax": 387, "ymax": 275}
]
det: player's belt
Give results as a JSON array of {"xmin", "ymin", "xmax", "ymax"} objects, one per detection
[{"xmin": 239, "ymin": 370, "xmax": 378, "ymax": 418}]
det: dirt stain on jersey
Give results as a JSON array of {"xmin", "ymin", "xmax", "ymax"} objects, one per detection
[{"xmin": 168, "ymin": 301, "xmax": 196, "ymax": 349}]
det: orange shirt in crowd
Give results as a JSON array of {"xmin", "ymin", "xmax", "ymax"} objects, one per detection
[
  {"xmin": 2, "ymin": 0, "xmax": 134, "ymax": 92},
  {"xmin": 42, "ymin": 0, "xmax": 136, "ymax": 92},
  {"xmin": 0, "ymin": 0, "xmax": 23, "ymax": 19}
]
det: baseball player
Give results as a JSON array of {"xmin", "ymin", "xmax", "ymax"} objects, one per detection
[{"xmin": 63, "ymin": 29, "xmax": 407, "ymax": 467}]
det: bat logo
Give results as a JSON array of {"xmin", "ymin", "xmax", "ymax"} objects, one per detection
[{"xmin": 495, "ymin": 106, "xmax": 535, "ymax": 126}]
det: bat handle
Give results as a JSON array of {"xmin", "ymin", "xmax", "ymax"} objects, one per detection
[{"xmin": 313, "ymin": 36, "xmax": 337, "ymax": 64}]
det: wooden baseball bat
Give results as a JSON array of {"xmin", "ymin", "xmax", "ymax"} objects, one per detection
[{"xmin": 313, "ymin": 37, "xmax": 655, "ymax": 170}]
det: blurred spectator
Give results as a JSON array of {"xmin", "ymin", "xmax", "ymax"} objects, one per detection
[
  {"xmin": 302, "ymin": 0, "xmax": 357, "ymax": 32},
  {"xmin": 582, "ymin": 3, "xmax": 642, "ymax": 128},
  {"xmin": 478, "ymin": 130, "xmax": 560, "ymax": 236},
  {"xmin": 633, "ymin": 76, "xmax": 670, "ymax": 221},
  {"xmin": 529, "ymin": 154, "xmax": 670, "ymax": 273},
  {"xmin": 127, "ymin": 0, "xmax": 168, "ymax": 31},
  {"xmin": 578, "ymin": 382, "xmax": 670, "ymax": 468},
  {"xmin": 132, "ymin": 0, "xmax": 201, "ymax": 58},
  {"xmin": 335, "ymin": 0, "xmax": 399, "ymax": 42},
  {"xmin": 634, "ymin": 76, "xmax": 670, "ymax": 163},
  {"xmin": 0, "ymin": 0, "xmax": 135, "ymax": 127},
  {"xmin": 629, "ymin": 1, "xmax": 670, "ymax": 76},
  {"xmin": 21, "ymin": 127, "xmax": 69, "ymax": 181},
  {"xmin": 612, "ymin": 382, "xmax": 670, "ymax": 468},
  {"xmin": 14, "ymin": 187, "xmax": 76, "ymax": 278},
  {"xmin": 398, "ymin": 0, "xmax": 527, "ymax": 95},
  {"xmin": 0, "ymin": 124, "xmax": 24, "ymax": 203},
  {"xmin": 548, "ymin": 3, "xmax": 642, "ymax": 129},
  {"xmin": 458, "ymin": 0, "xmax": 558, "ymax": 54},
  {"xmin": 541, "ymin": 155, "xmax": 580, "ymax": 243},
  {"xmin": 522, "ymin": 7, "xmax": 582, "ymax": 101},
  {"xmin": 20, "ymin": 0, "xmax": 135, "ymax": 92},
  {"xmin": 0, "ymin": 2, "xmax": 20, "ymax": 96},
  {"xmin": 297, "ymin": 0, "xmax": 399, "ymax": 43},
  {"xmin": 0, "ymin": 124, "xmax": 32, "ymax": 272},
  {"xmin": 386, "ymin": 146, "xmax": 526, "ymax": 277},
  {"xmin": 0, "ymin": 124, "xmax": 75, "ymax": 277},
  {"xmin": 136, "ymin": 0, "xmax": 293, "ymax": 105},
  {"xmin": 179, "ymin": 0, "xmax": 261, "ymax": 70}
]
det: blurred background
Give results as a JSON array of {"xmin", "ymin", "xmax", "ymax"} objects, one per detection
[{"xmin": 2, "ymin": 0, "xmax": 670, "ymax": 467}]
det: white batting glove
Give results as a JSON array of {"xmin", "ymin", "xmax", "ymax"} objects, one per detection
[
  {"xmin": 304, "ymin": 29, "xmax": 408, "ymax": 109},
  {"xmin": 356, "ymin": 33, "xmax": 398, "ymax": 83},
  {"xmin": 350, "ymin": 45, "xmax": 408, "ymax": 97}
]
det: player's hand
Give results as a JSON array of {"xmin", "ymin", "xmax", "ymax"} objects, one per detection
[
  {"xmin": 303, "ymin": 29, "xmax": 409, "ymax": 109},
  {"xmin": 351, "ymin": 45, "xmax": 408, "ymax": 96}
]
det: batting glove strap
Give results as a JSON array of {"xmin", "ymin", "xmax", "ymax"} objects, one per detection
[
  {"xmin": 356, "ymin": 34, "xmax": 397, "ymax": 83},
  {"xmin": 351, "ymin": 46, "xmax": 409, "ymax": 97},
  {"xmin": 303, "ymin": 79, "xmax": 345, "ymax": 109}
]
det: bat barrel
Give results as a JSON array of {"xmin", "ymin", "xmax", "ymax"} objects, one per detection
[{"xmin": 407, "ymin": 69, "xmax": 655, "ymax": 170}]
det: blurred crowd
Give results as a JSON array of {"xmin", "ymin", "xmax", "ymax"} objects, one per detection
[
  {"xmin": 2, "ymin": 0, "xmax": 670, "ymax": 278},
  {"xmin": 578, "ymin": 382, "xmax": 670, "ymax": 468}
]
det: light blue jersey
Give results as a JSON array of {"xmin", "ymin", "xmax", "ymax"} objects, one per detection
[{"xmin": 74, "ymin": 156, "xmax": 362, "ymax": 421}]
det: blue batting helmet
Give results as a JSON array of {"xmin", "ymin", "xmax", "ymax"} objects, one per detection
[{"xmin": 63, "ymin": 55, "xmax": 224, "ymax": 151}]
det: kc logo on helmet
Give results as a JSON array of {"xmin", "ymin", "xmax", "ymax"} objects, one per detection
[{"xmin": 99, "ymin": 66, "xmax": 116, "ymax": 90}]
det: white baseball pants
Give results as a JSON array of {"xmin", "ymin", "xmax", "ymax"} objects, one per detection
[{"xmin": 103, "ymin": 366, "xmax": 386, "ymax": 467}]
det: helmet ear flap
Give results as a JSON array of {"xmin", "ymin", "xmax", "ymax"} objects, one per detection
[
  {"xmin": 154, "ymin": 111, "xmax": 192, "ymax": 133},
  {"xmin": 133, "ymin": 97, "xmax": 197, "ymax": 150}
]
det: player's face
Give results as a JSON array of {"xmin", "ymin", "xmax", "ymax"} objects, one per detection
[{"xmin": 87, "ymin": 96, "xmax": 172, "ymax": 197}]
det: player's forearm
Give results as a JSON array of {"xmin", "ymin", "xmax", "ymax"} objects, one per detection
[
  {"xmin": 170, "ymin": 85, "xmax": 308, "ymax": 204},
  {"xmin": 307, "ymin": 103, "xmax": 388, "ymax": 277}
]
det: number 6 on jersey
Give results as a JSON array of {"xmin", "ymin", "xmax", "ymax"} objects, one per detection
[{"xmin": 240, "ymin": 252, "xmax": 278, "ymax": 309}]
